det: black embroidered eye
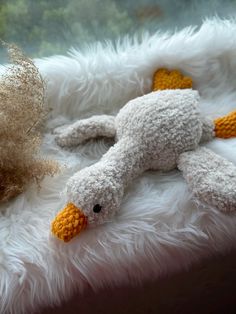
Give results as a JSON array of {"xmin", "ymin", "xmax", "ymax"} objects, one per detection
[{"xmin": 93, "ymin": 204, "xmax": 102, "ymax": 213}]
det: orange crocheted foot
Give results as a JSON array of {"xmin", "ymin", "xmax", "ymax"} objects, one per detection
[
  {"xmin": 51, "ymin": 203, "xmax": 87, "ymax": 242},
  {"xmin": 214, "ymin": 110, "xmax": 236, "ymax": 139},
  {"xmin": 152, "ymin": 68, "xmax": 193, "ymax": 91}
]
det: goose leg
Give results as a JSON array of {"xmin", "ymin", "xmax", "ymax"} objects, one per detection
[
  {"xmin": 54, "ymin": 115, "xmax": 115, "ymax": 147},
  {"xmin": 177, "ymin": 147, "xmax": 236, "ymax": 212}
]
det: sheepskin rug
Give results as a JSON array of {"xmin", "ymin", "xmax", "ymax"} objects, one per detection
[{"xmin": 1, "ymin": 19, "xmax": 236, "ymax": 314}]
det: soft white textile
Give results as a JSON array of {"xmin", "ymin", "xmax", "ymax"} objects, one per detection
[{"xmin": 1, "ymin": 19, "xmax": 236, "ymax": 314}]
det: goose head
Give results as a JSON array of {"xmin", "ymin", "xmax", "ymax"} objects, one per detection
[{"xmin": 51, "ymin": 163, "xmax": 124, "ymax": 242}]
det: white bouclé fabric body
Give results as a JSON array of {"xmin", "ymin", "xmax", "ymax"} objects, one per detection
[
  {"xmin": 178, "ymin": 147, "xmax": 236, "ymax": 212},
  {"xmin": 1, "ymin": 19, "xmax": 236, "ymax": 314},
  {"xmin": 65, "ymin": 89, "xmax": 209, "ymax": 226},
  {"xmin": 116, "ymin": 89, "xmax": 203, "ymax": 171}
]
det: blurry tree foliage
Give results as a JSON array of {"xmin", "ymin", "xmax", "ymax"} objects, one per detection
[
  {"xmin": 0, "ymin": 0, "xmax": 236, "ymax": 59},
  {"xmin": 0, "ymin": 0, "xmax": 133, "ymax": 58}
]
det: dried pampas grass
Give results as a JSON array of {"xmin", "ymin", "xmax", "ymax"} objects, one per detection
[{"xmin": 0, "ymin": 43, "xmax": 59, "ymax": 202}]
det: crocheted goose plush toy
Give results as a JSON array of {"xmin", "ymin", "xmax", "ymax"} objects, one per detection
[{"xmin": 52, "ymin": 70, "xmax": 236, "ymax": 242}]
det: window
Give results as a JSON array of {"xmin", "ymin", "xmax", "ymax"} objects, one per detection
[{"xmin": 0, "ymin": 0, "xmax": 235, "ymax": 61}]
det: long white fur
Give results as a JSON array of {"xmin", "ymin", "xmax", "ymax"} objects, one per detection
[{"xmin": 1, "ymin": 18, "xmax": 236, "ymax": 314}]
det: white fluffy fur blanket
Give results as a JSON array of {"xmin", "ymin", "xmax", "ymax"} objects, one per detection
[{"xmin": 1, "ymin": 19, "xmax": 236, "ymax": 314}]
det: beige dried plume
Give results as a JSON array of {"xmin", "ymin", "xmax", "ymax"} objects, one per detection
[{"xmin": 0, "ymin": 42, "xmax": 59, "ymax": 202}]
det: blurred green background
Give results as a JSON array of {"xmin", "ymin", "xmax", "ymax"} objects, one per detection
[{"xmin": 0, "ymin": 0, "xmax": 236, "ymax": 60}]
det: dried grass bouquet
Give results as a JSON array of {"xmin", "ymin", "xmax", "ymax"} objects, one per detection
[{"xmin": 0, "ymin": 43, "xmax": 59, "ymax": 202}]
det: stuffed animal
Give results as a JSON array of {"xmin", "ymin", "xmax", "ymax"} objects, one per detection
[{"xmin": 51, "ymin": 69, "xmax": 236, "ymax": 242}]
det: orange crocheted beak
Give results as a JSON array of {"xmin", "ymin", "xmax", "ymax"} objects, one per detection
[{"xmin": 51, "ymin": 203, "xmax": 87, "ymax": 242}]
